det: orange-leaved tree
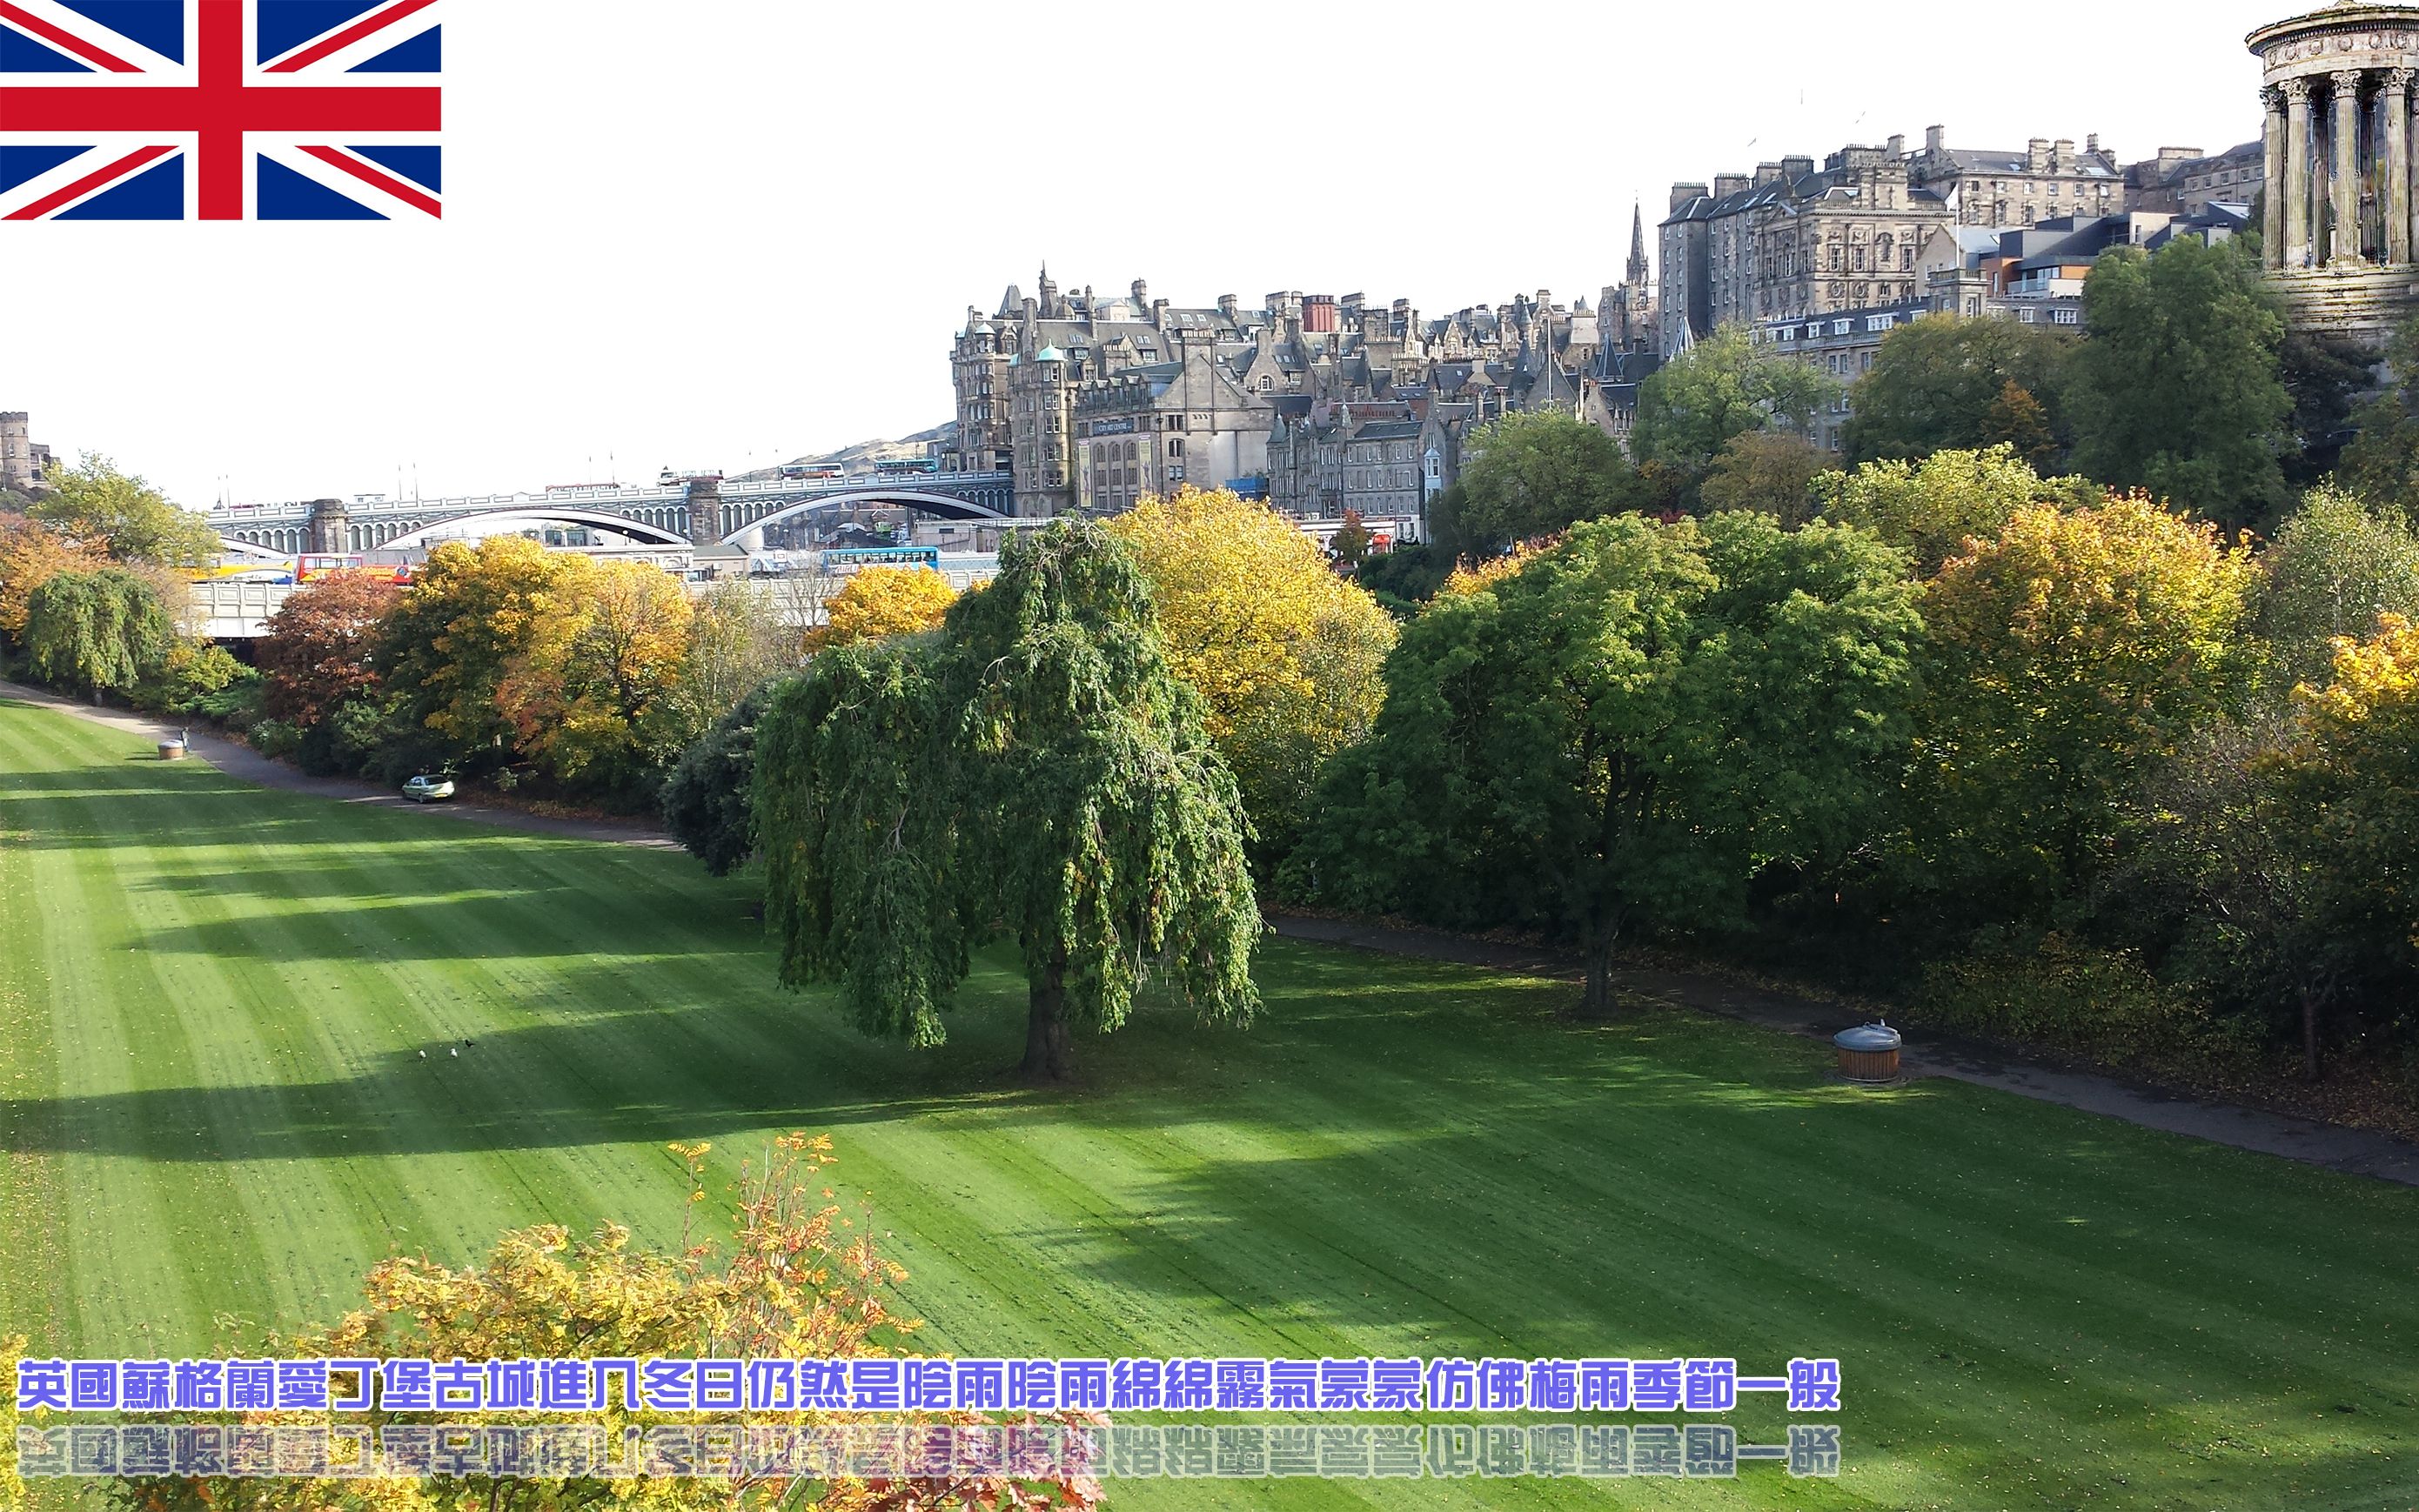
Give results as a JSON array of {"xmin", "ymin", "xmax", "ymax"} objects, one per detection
[{"xmin": 258, "ymin": 572, "xmax": 401, "ymax": 725}]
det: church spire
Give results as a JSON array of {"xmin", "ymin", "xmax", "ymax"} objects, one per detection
[{"xmin": 1627, "ymin": 204, "xmax": 1650, "ymax": 287}]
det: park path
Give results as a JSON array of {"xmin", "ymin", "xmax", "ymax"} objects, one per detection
[
  {"xmin": 1270, "ymin": 914, "xmax": 2419, "ymax": 1190},
  {"xmin": 7, "ymin": 679, "xmax": 2414, "ymax": 1188}
]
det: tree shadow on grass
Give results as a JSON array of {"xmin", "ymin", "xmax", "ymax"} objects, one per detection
[{"xmin": 0, "ymin": 942, "xmax": 1873, "ymax": 1166}]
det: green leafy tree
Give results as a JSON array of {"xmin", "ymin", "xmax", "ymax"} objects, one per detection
[
  {"xmin": 662, "ymin": 679, "xmax": 780, "ymax": 877},
  {"xmin": 2065, "ymin": 239, "xmax": 2293, "ymax": 529},
  {"xmin": 137, "ymin": 640, "xmax": 256, "ymax": 715},
  {"xmin": 2130, "ymin": 709, "xmax": 2354, "ymax": 1080},
  {"xmin": 1843, "ymin": 314, "xmax": 2074, "ymax": 465},
  {"xmin": 1285, "ymin": 512, "xmax": 1921, "ymax": 1016},
  {"xmin": 1444, "ymin": 409, "xmax": 1643, "ymax": 554},
  {"xmin": 1815, "ymin": 445, "xmax": 2100, "ymax": 576},
  {"xmin": 2248, "ymin": 485, "xmax": 2419, "ymax": 692},
  {"xmin": 1631, "ymin": 324, "xmax": 1841, "ymax": 479},
  {"xmin": 2336, "ymin": 315, "xmax": 2419, "ymax": 519},
  {"xmin": 2280, "ymin": 326, "xmax": 2376, "ymax": 486},
  {"xmin": 1350, "ymin": 540, "xmax": 1450, "ymax": 611},
  {"xmin": 667, "ymin": 579, "xmax": 798, "ymax": 747},
  {"xmin": 27, "ymin": 453, "xmax": 219, "ymax": 565},
  {"xmin": 756, "ymin": 522, "xmax": 1260, "ymax": 1080},
  {"xmin": 22, "ymin": 567, "xmax": 176, "ymax": 699}
]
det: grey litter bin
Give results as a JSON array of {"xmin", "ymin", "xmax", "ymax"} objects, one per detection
[{"xmin": 1833, "ymin": 1022, "xmax": 1902, "ymax": 1085}]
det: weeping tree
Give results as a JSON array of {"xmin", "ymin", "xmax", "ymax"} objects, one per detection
[
  {"xmin": 23, "ymin": 567, "xmax": 176, "ymax": 701},
  {"xmin": 755, "ymin": 521, "xmax": 1261, "ymax": 1081}
]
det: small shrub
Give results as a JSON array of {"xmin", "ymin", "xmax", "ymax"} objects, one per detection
[
  {"xmin": 1918, "ymin": 932, "xmax": 2259, "ymax": 1069},
  {"xmin": 296, "ymin": 694, "xmax": 396, "ymax": 778},
  {"xmin": 249, "ymin": 719, "xmax": 302, "ymax": 759}
]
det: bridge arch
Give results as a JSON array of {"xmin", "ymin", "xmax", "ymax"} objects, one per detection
[
  {"xmin": 724, "ymin": 488, "xmax": 1007, "ymax": 545},
  {"xmin": 375, "ymin": 508, "xmax": 695, "ymax": 553}
]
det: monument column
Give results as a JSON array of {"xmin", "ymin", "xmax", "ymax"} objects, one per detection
[
  {"xmin": 2333, "ymin": 69, "xmax": 2367, "ymax": 264},
  {"xmin": 2390, "ymin": 70, "xmax": 2416, "ymax": 264},
  {"xmin": 2284, "ymin": 77, "xmax": 2314, "ymax": 267},
  {"xmin": 2262, "ymin": 86, "xmax": 2288, "ymax": 267}
]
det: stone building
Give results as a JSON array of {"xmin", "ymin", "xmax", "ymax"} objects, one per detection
[
  {"xmin": 958, "ymin": 267, "xmax": 1626, "ymax": 527},
  {"xmin": 1071, "ymin": 350, "xmax": 1267, "ymax": 516},
  {"xmin": 2249, "ymin": 3, "xmax": 2419, "ymax": 346},
  {"xmin": 954, "ymin": 270, "xmax": 1453, "ymax": 515},
  {"xmin": 1659, "ymin": 126, "xmax": 2143, "ymax": 354},
  {"xmin": 1901, "ymin": 126, "xmax": 2126, "ymax": 226},
  {"xmin": 1660, "ymin": 146, "xmax": 1949, "ymax": 354},
  {"xmin": 2126, "ymin": 141, "xmax": 2268, "ymax": 213},
  {"xmin": 0, "ymin": 411, "xmax": 52, "ymax": 497},
  {"xmin": 1268, "ymin": 399, "xmax": 1456, "ymax": 523}
]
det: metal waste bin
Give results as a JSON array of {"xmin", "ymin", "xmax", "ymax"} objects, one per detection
[{"xmin": 1833, "ymin": 1022, "xmax": 1902, "ymax": 1085}]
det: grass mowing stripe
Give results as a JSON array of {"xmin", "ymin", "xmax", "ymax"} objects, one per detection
[
  {"xmin": 3, "ymin": 700, "xmax": 2415, "ymax": 1510},
  {"xmin": 0, "ymin": 706, "xmax": 73, "ymax": 1345}
]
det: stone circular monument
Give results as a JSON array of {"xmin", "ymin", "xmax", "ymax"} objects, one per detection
[{"xmin": 2251, "ymin": 3, "xmax": 2419, "ymax": 344}]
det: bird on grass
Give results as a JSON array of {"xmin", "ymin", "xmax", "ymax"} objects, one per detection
[
  {"xmin": 449, "ymin": 1047, "xmax": 458, "ymax": 1058},
  {"xmin": 417, "ymin": 1050, "xmax": 426, "ymax": 1060}
]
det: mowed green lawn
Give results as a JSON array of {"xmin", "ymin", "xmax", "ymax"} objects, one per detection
[{"xmin": 1, "ymin": 697, "xmax": 2416, "ymax": 1511}]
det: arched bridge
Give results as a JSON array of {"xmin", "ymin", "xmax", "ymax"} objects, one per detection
[{"xmin": 205, "ymin": 472, "xmax": 1018, "ymax": 554}]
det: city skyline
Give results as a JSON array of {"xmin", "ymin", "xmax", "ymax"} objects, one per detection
[{"xmin": 7, "ymin": 0, "xmax": 2295, "ymax": 507}]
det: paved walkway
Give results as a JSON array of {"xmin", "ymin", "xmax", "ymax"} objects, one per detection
[
  {"xmin": 0, "ymin": 680, "xmax": 678, "ymax": 850},
  {"xmin": 1271, "ymin": 913, "xmax": 2419, "ymax": 1189}
]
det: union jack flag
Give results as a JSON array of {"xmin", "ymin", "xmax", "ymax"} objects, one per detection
[{"xmin": 0, "ymin": 0, "xmax": 441, "ymax": 220}]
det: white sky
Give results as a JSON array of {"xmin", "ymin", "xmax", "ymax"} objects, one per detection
[{"xmin": 6, "ymin": 0, "xmax": 2293, "ymax": 508}]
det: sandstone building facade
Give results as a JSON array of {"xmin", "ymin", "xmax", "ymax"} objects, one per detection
[
  {"xmin": 953, "ymin": 268, "xmax": 1633, "ymax": 529},
  {"xmin": 0, "ymin": 412, "xmax": 51, "ymax": 497}
]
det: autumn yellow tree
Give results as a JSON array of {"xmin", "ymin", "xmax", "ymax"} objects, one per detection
[
  {"xmin": 1438, "ymin": 539, "xmax": 1556, "ymax": 599},
  {"xmin": 378, "ymin": 536, "xmax": 589, "ymax": 767},
  {"xmin": 808, "ymin": 565, "xmax": 958, "ymax": 652},
  {"xmin": 1105, "ymin": 487, "xmax": 1396, "ymax": 863},
  {"xmin": 1914, "ymin": 490, "xmax": 2256, "ymax": 910},
  {"xmin": 497, "ymin": 557, "xmax": 696, "ymax": 793},
  {"xmin": 2279, "ymin": 615, "xmax": 2419, "ymax": 1000},
  {"xmin": 97, "ymin": 1136, "xmax": 1097, "ymax": 1512}
]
